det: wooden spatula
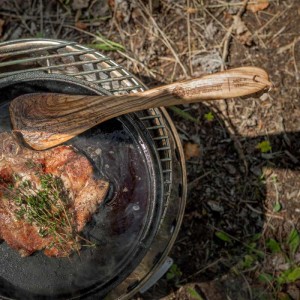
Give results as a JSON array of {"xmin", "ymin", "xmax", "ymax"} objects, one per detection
[{"xmin": 10, "ymin": 67, "xmax": 271, "ymax": 150}]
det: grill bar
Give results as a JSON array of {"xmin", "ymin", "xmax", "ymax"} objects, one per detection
[
  {"xmin": 0, "ymin": 38, "xmax": 182, "ymax": 300},
  {"xmin": 152, "ymin": 135, "xmax": 169, "ymax": 140},
  {"xmin": 0, "ymin": 42, "xmax": 78, "ymax": 57},
  {"xmin": 0, "ymin": 57, "xmax": 113, "ymax": 78},
  {"xmin": 93, "ymin": 75, "xmax": 133, "ymax": 84},
  {"xmin": 110, "ymin": 86, "xmax": 144, "ymax": 93},
  {"xmin": 0, "ymin": 39, "xmax": 173, "ymax": 202},
  {"xmin": 0, "ymin": 49, "xmax": 96, "ymax": 67},
  {"xmin": 65, "ymin": 65, "xmax": 124, "ymax": 77},
  {"xmin": 157, "ymin": 147, "xmax": 171, "ymax": 151},
  {"xmin": 139, "ymin": 115, "xmax": 161, "ymax": 120},
  {"xmin": 146, "ymin": 125, "xmax": 166, "ymax": 130},
  {"xmin": 160, "ymin": 158, "xmax": 172, "ymax": 162}
]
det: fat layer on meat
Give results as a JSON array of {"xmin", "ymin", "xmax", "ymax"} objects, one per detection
[{"xmin": 0, "ymin": 133, "xmax": 109, "ymax": 257}]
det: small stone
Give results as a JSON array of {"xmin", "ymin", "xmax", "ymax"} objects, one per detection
[
  {"xmin": 72, "ymin": 0, "xmax": 90, "ymax": 10},
  {"xmin": 95, "ymin": 148, "xmax": 102, "ymax": 155},
  {"xmin": 133, "ymin": 204, "xmax": 140, "ymax": 211},
  {"xmin": 191, "ymin": 50, "xmax": 222, "ymax": 73},
  {"xmin": 207, "ymin": 200, "xmax": 224, "ymax": 213},
  {"xmin": 260, "ymin": 93, "xmax": 270, "ymax": 101},
  {"xmin": 250, "ymin": 166, "xmax": 262, "ymax": 176},
  {"xmin": 205, "ymin": 22, "xmax": 218, "ymax": 40},
  {"xmin": 246, "ymin": 117, "xmax": 258, "ymax": 127},
  {"xmin": 191, "ymin": 134, "xmax": 201, "ymax": 144},
  {"xmin": 287, "ymin": 191, "xmax": 299, "ymax": 200},
  {"xmin": 224, "ymin": 164, "xmax": 237, "ymax": 175}
]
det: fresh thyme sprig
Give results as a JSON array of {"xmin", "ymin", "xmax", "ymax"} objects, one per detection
[{"xmin": 2, "ymin": 170, "xmax": 84, "ymax": 255}]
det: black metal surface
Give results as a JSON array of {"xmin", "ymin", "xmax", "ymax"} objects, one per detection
[{"xmin": 0, "ymin": 72, "xmax": 164, "ymax": 299}]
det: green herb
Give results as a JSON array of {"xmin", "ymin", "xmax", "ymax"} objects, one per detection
[
  {"xmin": 204, "ymin": 111, "xmax": 214, "ymax": 122},
  {"xmin": 215, "ymin": 230, "xmax": 232, "ymax": 243},
  {"xmin": 256, "ymin": 140, "xmax": 272, "ymax": 153},
  {"xmin": 273, "ymin": 201, "xmax": 282, "ymax": 212},
  {"xmin": 86, "ymin": 33, "xmax": 125, "ymax": 52},
  {"xmin": 258, "ymin": 273, "xmax": 274, "ymax": 283},
  {"xmin": 277, "ymin": 267, "xmax": 300, "ymax": 284},
  {"xmin": 3, "ymin": 171, "xmax": 82, "ymax": 255},
  {"xmin": 166, "ymin": 263, "xmax": 182, "ymax": 281},
  {"xmin": 168, "ymin": 106, "xmax": 200, "ymax": 124},
  {"xmin": 271, "ymin": 175, "xmax": 282, "ymax": 212},
  {"xmin": 187, "ymin": 288, "xmax": 204, "ymax": 300},
  {"xmin": 242, "ymin": 254, "xmax": 255, "ymax": 269},
  {"xmin": 266, "ymin": 238, "xmax": 281, "ymax": 253},
  {"xmin": 287, "ymin": 228, "xmax": 300, "ymax": 256}
]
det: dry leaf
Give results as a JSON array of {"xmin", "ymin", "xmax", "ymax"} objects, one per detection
[
  {"xmin": 0, "ymin": 19, "xmax": 5, "ymax": 37},
  {"xmin": 204, "ymin": 22, "xmax": 218, "ymax": 40},
  {"xmin": 247, "ymin": 0, "xmax": 269, "ymax": 13},
  {"xmin": 186, "ymin": 7, "xmax": 198, "ymax": 14},
  {"xmin": 111, "ymin": 0, "xmax": 131, "ymax": 23},
  {"xmin": 233, "ymin": 15, "xmax": 253, "ymax": 46},
  {"xmin": 75, "ymin": 21, "xmax": 88, "ymax": 30},
  {"xmin": 192, "ymin": 50, "xmax": 222, "ymax": 73},
  {"xmin": 72, "ymin": 0, "xmax": 90, "ymax": 10},
  {"xmin": 131, "ymin": 7, "xmax": 142, "ymax": 21},
  {"xmin": 107, "ymin": 0, "xmax": 115, "ymax": 9},
  {"xmin": 184, "ymin": 143, "xmax": 201, "ymax": 160}
]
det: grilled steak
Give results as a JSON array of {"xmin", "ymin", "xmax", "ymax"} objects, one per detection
[{"xmin": 0, "ymin": 133, "xmax": 109, "ymax": 257}]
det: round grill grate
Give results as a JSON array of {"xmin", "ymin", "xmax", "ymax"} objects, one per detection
[{"xmin": 0, "ymin": 39, "xmax": 186, "ymax": 300}]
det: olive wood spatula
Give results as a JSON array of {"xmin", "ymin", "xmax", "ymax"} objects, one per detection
[{"xmin": 10, "ymin": 66, "xmax": 271, "ymax": 150}]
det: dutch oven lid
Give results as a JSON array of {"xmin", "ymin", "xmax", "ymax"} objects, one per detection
[{"xmin": 0, "ymin": 72, "xmax": 164, "ymax": 299}]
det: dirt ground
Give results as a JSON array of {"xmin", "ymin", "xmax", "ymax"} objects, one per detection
[{"xmin": 0, "ymin": 0, "xmax": 300, "ymax": 299}]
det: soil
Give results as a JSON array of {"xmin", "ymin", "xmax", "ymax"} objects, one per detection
[{"xmin": 0, "ymin": 0, "xmax": 299, "ymax": 299}]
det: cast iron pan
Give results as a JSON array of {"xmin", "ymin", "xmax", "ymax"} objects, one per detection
[{"xmin": 0, "ymin": 72, "xmax": 163, "ymax": 299}]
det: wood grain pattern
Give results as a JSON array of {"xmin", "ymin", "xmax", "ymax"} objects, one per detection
[{"xmin": 10, "ymin": 67, "xmax": 271, "ymax": 150}]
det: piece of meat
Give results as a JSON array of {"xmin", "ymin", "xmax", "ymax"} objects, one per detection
[{"xmin": 0, "ymin": 133, "xmax": 109, "ymax": 257}]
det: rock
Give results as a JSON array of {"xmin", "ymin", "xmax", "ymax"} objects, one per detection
[
  {"xmin": 250, "ymin": 166, "xmax": 262, "ymax": 176},
  {"xmin": 10, "ymin": 26, "xmax": 22, "ymax": 40},
  {"xmin": 72, "ymin": 0, "xmax": 90, "ymax": 10},
  {"xmin": 207, "ymin": 200, "xmax": 224, "ymax": 213},
  {"xmin": 191, "ymin": 50, "xmax": 222, "ymax": 73},
  {"xmin": 224, "ymin": 164, "xmax": 237, "ymax": 175},
  {"xmin": 184, "ymin": 143, "xmax": 201, "ymax": 160},
  {"xmin": 205, "ymin": 22, "xmax": 218, "ymax": 40}
]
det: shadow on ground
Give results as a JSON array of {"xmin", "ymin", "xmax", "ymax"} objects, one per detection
[{"xmin": 135, "ymin": 74, "xmax": 300, "ymax": 300}]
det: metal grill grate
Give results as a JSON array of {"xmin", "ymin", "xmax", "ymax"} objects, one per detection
[{"xmin": 0, "ymin": 38, "xmax": 172, "ymax": 202}]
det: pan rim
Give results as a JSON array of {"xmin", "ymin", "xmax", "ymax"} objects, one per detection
[{"xmin": 0, "ymin": 71, "xmax": 164, "ymax": 300}]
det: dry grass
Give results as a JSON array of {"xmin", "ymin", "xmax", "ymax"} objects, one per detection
[{"xmin": 1, "ymin": 0, "xmax": 300, "ymax": 299}]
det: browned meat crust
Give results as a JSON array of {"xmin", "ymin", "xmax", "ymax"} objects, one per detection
[{"xmin": 0, "ymin": 133, "xmax": 109, "ymax": 257}]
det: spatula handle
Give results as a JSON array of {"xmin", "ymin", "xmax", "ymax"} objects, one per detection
[{"xmin": 139, "ymin": 66, "xmax": 270, "ymax": 104}]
